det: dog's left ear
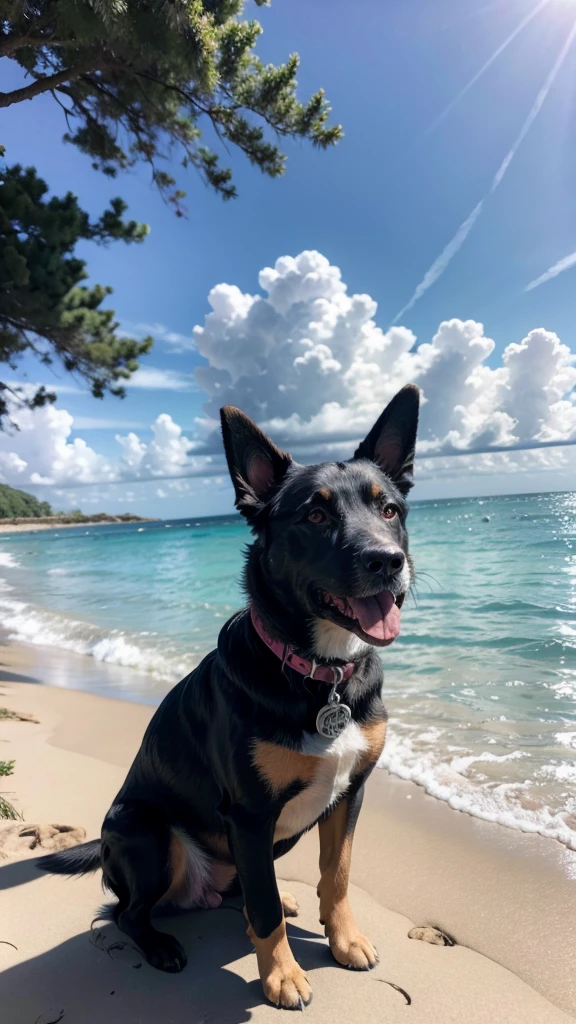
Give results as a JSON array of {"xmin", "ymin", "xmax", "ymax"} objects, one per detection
[
  {"xmin": 220, "ymin": 406, "xmax": 293, "ymax": 518},
  {"xmin": 353, "ymin": 384, "xmax": 420, "ymax": 495}
]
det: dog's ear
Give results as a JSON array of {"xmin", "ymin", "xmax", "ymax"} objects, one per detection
[
  {"xmin": 353, "ymin": 384, "xmax": 420, "ymax": 495},
  {"xmin": 220, "ymin": 406, "xmax": 293, "ymax": 517}
]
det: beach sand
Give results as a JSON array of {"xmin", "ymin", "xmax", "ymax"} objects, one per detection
[
  {"xmin": 0, "ymin": 641, "xmax": 575, "ymax": 1023},
  {"xmin": 0, "ymin": 519, "xmax": 154, "ymax": 534}
]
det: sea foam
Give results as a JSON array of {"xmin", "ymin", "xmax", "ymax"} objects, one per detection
[
  {"xmin": 378, "ymin": 726, "xmax": 576, "ymax": 851},
  {"xmin": 0, "ymin": 598, "xmax": 193, "ymax": 683}
]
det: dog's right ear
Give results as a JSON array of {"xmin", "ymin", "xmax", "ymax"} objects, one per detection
[{"xmin": 220, "ymin": 406, "xmax": 293, "ymax": 518}]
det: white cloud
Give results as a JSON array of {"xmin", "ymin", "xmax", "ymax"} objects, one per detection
[
  {"xmin": 125, "ymin": 367, "xmax": 196, "ymax": 390},
  {"xmin": 71, "ymin": 417, "xmax": 148, "ymax": 430},
  {"xmin": 1, "ymin": 250, "xmax": 575, "ymax": 492},
  {"xmin": 525, "ymin": 250, "xmax": 576, "ymax": 292},
  {"xmin": 166, "ymin": 480, "xmax": 192, "ymax": 493},
  {"xmin": 121, "ymin": 320, "xmax": 193, "ymax": 352},
  {"xmin": 0, "ymin": 405, "xmax": 209, "ymax": 487},
  {"xmin": 156, "ymin": 488, "xmax": 167, "ymax": 498},
  {"xmin": 5, "ymin": 380, "xmax": 84, "ymax": 396},
  {"xmin": 192, "ymin": 250, "xmax": 576, "ymax": 456},
  {"xmin": 116, "ymin": 414, "xmax": 202, "ymax": 477}
]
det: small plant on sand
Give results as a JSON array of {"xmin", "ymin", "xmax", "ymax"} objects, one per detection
[
  {"xmin": 0, "ymin": 759, "xmax": 21, "ymax": 820},
  {"xmin": 0, "ymin": 707, "xmax": 39, "ymax": 722}
]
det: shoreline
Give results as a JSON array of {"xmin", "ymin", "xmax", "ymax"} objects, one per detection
[
  {"xmin": 0, "ymin": 517, "xmax": 158, "ymax": 535},
  {"xmin": 0, "ymin": 638, "xmax": 575, "ymax": 1019}
]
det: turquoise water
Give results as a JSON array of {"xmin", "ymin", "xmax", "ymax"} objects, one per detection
[{"xmin": 1, "ymin": 491, "xmax": 575, "ymax": 849}]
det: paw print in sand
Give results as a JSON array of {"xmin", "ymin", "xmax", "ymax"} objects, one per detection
[
  {"xmin": 408, "ymin": 925, "xmax": 455, "ymax": 946},
  {"xmin": 0, "ymin": 823, "xmax": 86, "ymax": 859}
]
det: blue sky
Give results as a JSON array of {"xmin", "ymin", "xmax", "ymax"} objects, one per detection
[{"xmin": 2, "ymin": 0, "xmax": 576, "ymax": 517}]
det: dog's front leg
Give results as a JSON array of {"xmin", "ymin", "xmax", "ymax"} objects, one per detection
[
  {"xmin": 318, "ymin": 787, "xmax": 379, "ymax": 970},
  {"xmin": 225, "ymin": 806, "xmax": 312, "ymax": 1010}
]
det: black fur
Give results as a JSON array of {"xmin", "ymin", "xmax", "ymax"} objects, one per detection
[
  {"xmin": 42, "ymin": 837, "xmax": 101, "ymax": 874},
  {"xmin": 39, "ymin": 384, "xmax": 420, "ymax": 993}
]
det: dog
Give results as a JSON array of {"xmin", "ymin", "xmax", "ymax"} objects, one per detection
[{"xmin": 40, "ymin": 383, "xmax": 420, "ymax": 1010}]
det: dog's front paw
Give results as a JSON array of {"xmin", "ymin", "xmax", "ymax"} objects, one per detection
[
  {"xmin": 328, "ymin": 927, "xmax": 378, "ymax": 970},
  {"xmin": 248, "ymin": 920, "xmax": 312, "ymax": 1010},
  {"xmin": 262, "ymin": 960, "xmax": 312, "ymax": 1010},
  {"xmin": 323, "ymin": 900, "xmax": 379, "ymax": 970}
]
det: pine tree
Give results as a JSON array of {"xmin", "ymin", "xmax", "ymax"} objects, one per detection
[
  {"xmin": 0, "ymin": 1, "xmax": 342, "ymax": 213},
  {"xmin": 0, "ymin": 161, "xmax": 152, "ymax": 423}
]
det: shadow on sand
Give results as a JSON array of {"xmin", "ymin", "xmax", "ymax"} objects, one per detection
[{"xmin": 0, "ymin": 863, "xmax": 330, "ymax": 1024}]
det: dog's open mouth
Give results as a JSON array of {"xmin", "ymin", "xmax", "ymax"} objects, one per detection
[{"xmin": 319, "ymin": 589, "xmax": 405, "ymax": 647}]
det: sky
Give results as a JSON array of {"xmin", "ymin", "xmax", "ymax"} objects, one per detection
[{"xmin": 2, "ymin": 0, "xmax": 576, "ymax": 518}]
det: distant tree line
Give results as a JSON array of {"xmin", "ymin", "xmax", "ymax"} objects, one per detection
[{"xmin": 0, "ymin": 483, "xmax": 52, "ymax": 518}]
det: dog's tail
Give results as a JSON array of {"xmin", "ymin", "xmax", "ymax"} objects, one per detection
[{"xmin": 38, "ymin": 838, "xmax": 102, "ymax": 876}]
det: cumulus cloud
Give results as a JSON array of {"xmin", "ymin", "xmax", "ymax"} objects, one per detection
[
  {"xmin": 0, "ymin": 403, "xmax": 211, "ymax": 487},
  {"xmin": 1, "ymin": 250, "xmax": 575, "ymax": 491},
  {"xmin": 192, "ymin": 250, "xmax": 576, "ymax": 456}
]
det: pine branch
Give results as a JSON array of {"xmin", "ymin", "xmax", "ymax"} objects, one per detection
[{"xmin": 0, "ymin": 60, "xmax": 99, "ymax": 108}]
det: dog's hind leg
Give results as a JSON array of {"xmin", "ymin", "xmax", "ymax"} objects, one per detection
[{"xmin": 102, "ymin": 803, "xmax": 187, "ymax": 973}]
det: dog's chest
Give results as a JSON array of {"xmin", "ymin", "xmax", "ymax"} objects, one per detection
[{"xmin": 273, "ymin": 723, "xmax": 368, "ymax": 841}]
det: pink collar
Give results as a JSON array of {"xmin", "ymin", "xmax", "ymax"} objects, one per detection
[{"xmin": 250, "ymin": 607, "xmax": 356, "ymax": 685}]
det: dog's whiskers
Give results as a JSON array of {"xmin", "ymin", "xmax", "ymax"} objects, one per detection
[{"xmin": 413, "ymin": 570, "xmax": 441, "ymax": 591}]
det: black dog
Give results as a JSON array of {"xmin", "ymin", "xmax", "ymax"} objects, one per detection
[{"xmin": 41, "ymin": 384, "xmax": 420, "ymax": 1010}]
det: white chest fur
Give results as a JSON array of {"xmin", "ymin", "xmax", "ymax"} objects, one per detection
[{"xmin": 274, "ymin": 722, "xmax": 368, "ymax": 841}]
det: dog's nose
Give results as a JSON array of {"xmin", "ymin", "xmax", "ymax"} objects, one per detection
[{"xmin": 361, "ymin": 548, "xmax": 405, "ymax": 577}]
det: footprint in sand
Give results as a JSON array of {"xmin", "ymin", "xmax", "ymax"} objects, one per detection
[
  {"xmin": 0, "ymin": 823, "xmax": 86, "ymax": 859},
  {"xmin": 408, "ymin": 925, "xmax": 455, "ymax": 946}
]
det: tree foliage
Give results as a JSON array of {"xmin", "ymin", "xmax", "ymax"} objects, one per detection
[
  {"xmin": 0, "ymin": 483, "xmax": 53, "ymax": 518},
  {"xmin": 0, "ymin": 161, "xmax": 153, "ymax": 423},
  {"xmin": 0, "ymin": 1, "xmax": 342, "ymax": 213}
]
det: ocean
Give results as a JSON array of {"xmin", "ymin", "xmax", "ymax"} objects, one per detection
[{"xmin": 0, "ymin": 491, "xmax": 575, "ymax": 851}]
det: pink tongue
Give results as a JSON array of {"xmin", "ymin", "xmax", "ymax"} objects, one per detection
[{"xmin": 348, "ymin": 590, "xmax": 401, "ymax": 642}]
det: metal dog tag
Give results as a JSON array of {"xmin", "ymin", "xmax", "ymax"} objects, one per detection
[{"xmin": 316, "ymin": 685, "xmax": 351, "ymax": 739}]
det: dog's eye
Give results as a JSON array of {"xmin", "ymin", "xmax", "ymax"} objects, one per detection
[
  {"xmin": 381, "ymin": 504, "xmax": 397, "ymax": 520},
  {"xmin": 308, "ymin": 508, "xmax": 327, "ymax": 525}
]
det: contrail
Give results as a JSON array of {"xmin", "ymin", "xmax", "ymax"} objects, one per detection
[
  {"xmin": 423, "ymin": 0, "xmax": 550, "ymax": 138},
  {"xmin": 525, "ymin": 250, "xmax": 576, "ymax": 291},
  {"xmin": 391, "ymin": 19, "xmax": 576, "ymax": 326},
  {"xmin": 391, "ymin": 201, "xmax": 485, "ymax": 325}
]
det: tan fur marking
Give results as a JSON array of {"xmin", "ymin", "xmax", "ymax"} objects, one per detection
[
  {"xmin": 247, "ymin": 918, "xmax": 311, "ymax": 1008},
  {"xmin": 318, "ymin": 798, "xmax": 352, "ymax": 913},
  {"xmin": 198, "ymin": 831, "xmax": 231, "ymax": 858},
  {"xmin": 370, "ymin": 481, "xmax": 382, "ymax": 499},
  {"xmin": 252, "ymin": 740, "xmax": 319, "ymax": 794},
  {"xmin": 318, "ymin": 487, "xmax": 332, "ymax": 500},
  {"xmin": 317, "ymin": 797, "xmax": 378, "ymax": 970},
  {"xmin": 356, "ymin": 719, "xmax": 387, "ymax": 776}
]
